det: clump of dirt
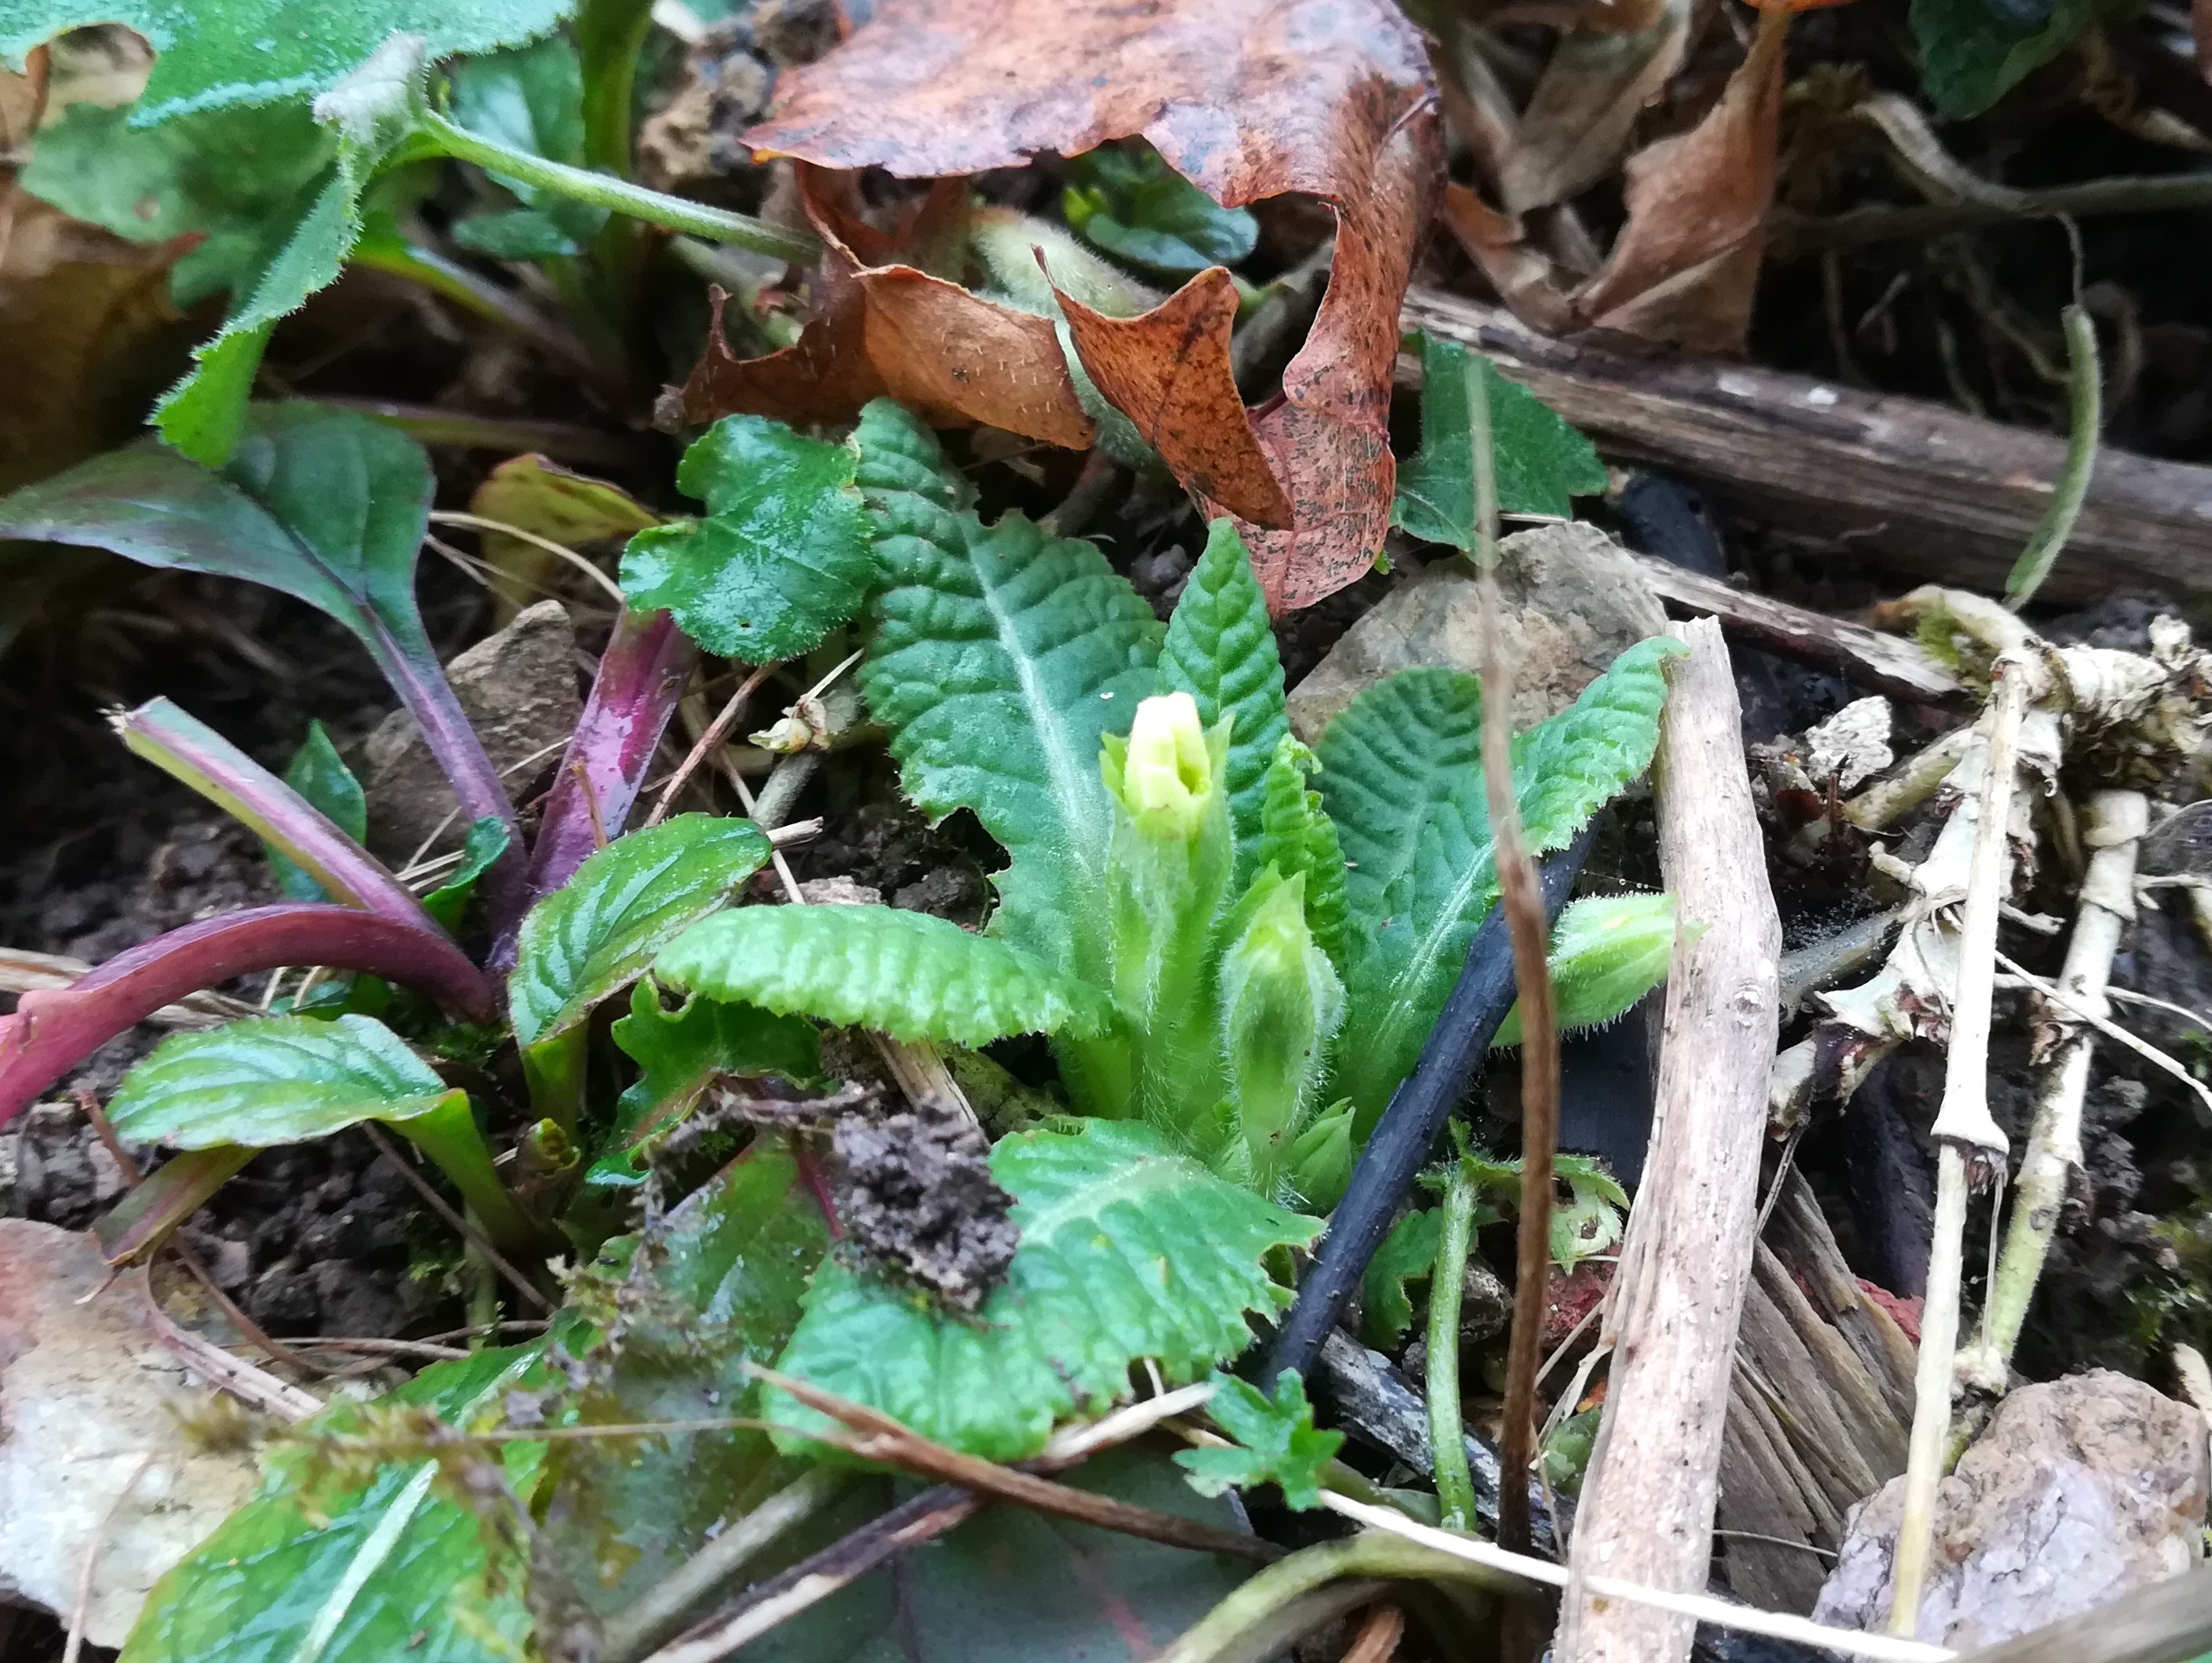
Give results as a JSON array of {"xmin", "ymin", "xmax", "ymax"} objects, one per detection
[
  {"xmin": 790, "ymin": 751, "xmax": 993, "ymax": 926},
  {"xmin": 832, "ymin": 1098, "xmax": 1018, "ymax": 1313}
]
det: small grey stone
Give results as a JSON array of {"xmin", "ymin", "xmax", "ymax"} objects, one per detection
[{"xmin": 1285, "ymin": 523, "xmax": 1669, "ymax": 744}]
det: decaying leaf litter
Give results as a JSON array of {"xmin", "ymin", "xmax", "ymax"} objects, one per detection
[{"xmin": 5, "ymin": 0, "xmax": 2212, "ymax": 1658}]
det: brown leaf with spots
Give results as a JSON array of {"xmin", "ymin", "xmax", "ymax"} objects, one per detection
[
  {"xmin": 1054, "ymin": 267, "xmax": 1291, "ymax": 530},
  {"xmin": 674, "ymin": 171, "xmax": 1095, "ymax": 449},
  {"xmin": 1438, "ymin": 184, "xmax": 1577, "ymax": 335},
  {"xmin": 745, "ymin": 0, "xmax": 1441, "ymax": 612}
]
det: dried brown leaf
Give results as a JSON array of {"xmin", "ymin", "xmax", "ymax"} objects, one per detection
[
  {"xmin": 1497, "ymin": 0, "xmax": 1692, "ymax": 216},
  {"xmin": 745, "ymin": 0, "xmax": 1442, "ymax": 612},
  {"xmin": 1570, "ymin": 6, "xmax": 1791, "ymax": 353},
  {"xmin": 1438, "ymin": 184, "xmax": 1578, "ymax": 334},
  {"xmin": 1055, "ymin": 267, "xmax": 1293, "ymax": 529}
]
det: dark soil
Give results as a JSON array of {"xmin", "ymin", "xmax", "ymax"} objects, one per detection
[{"xmin": 832, "ymin": 1098, "xmax": 1019, "ymax": 1312}]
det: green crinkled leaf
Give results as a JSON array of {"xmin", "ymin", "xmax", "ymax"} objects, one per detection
[
  {"xmin": 854, "ymin": 399, "xmax": 1165, "ymax": 981},
  {"xmin": 654, "ymin": 903, "xmax": 1114, "ymax": 1049},
  {"xmin": 1319, "ymin": 636, "xmax": 1682, "ymax": 1126},
  {"xmin": 1251, "ymin": 735, "xmax": 1350, "ymax": 971},
  {"xmin": 422, "ymin": 816, "xmax": 512, "ymax": 933},
  {"xmin": 119, "ymin": 1344, "xmax": 545, "ymax": 1663},
  {"xmin": 1391, "ymin": 330, "xmax": 1607, "ymax": 546},
  {"xmin": 1495, "ymin": 891, "xmax": 1679, "ymax": 1048},
  {"xmin": 107, "ymin": 1013, "xmax": 456, "ymax": 1147},
  {"xmin": 0, "ymin": 0, "xmax": 571, "ymax": 125},
  {"xmin": 1161, "ymin": 518, "xmax": 1286, "ymax": 884},
  {"xmin": 622, "ymin": 415, "xmax": 872, "ymax": 663},
  {"xmin": 1174, "ymin": 1369, "xmax": 1341, "ymax": 1510},
  {"xmin": 266, "ymin": 719, "xmax": 366, "ymax": 903},
  {"xmin": 599, "ymin": 978, "xmax": 821, "ymax": 1182},
  {"xmin": 540, "ymin": 1138, "xmax": 827, "ymax": 1619},
  {"xmin": 1361, "ymin": 1207, "xmax": 1440, "ymax": 1351},
  {"xmin": 1911, "ymin": 0, "xmax": 2105, "ymax": 116},
  {"xmin": 1061, "ymin": 144, "xmax": 1258, "ymax": 275},
  {"xmin": 509, "ymin": 814, "xmax": 772, "ymax": 1048},
  {"xmin": 19, "ymin": 98, "xmax": 337, "ymax": 307},
  {"xmin": 767, "ymin": 1119, "xmax": 1321, "ymax": 1462}
]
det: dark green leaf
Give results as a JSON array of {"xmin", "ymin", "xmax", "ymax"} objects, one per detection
[
  {"xmin": 767, "ymin": 1118, "xmax": 1321, "ymax": 1462},
  {"xmin": 267, "ymin": 719, "xmax": 366, "ymax": 903},
  {"xmin": 1062, "ymin": 145, "xmax": 1258, "ymax": 274},
  {"xmin": 1391, "ymin": 330, "xmax": 1607, "ymax": 546},
  {"xmin": 1174, "ymin": 1369, "xmax": 1342, "ymax": 1510},
  {"xmin": 1911, "ymin": 0, "xmax": 2101, "ymax": 116},
  {"xmin": 0, "ymin": 0, "xmax": 570, "ymax": 126},
  {"xmin": 451, "ymin": 205, "xmax": 583, "ymax": 257},
  {"xmin": 119, "ymin": 1345, "xmax": 546, "ymax": 1663},
  {"xmin": 422, "ymin": 816, "xmax": 513, "ymax": 933},
  {"xmin": 1161, "ymin": 519, "xmax": 1286, "ymax": 884},
  {"xmin": 622, "ymin": 415, "xmax": 873, "ymax": 663},
  {"xmin": 854, "ymin": 399, "xmax": 1164, "ymax": 981},
  {"xmin": 445, "ymin": 35, "xmax": 605, "ymax": 246},
  {"xmin": 509, "ymin": 814, "xmax": 773, "ymax": 1048},
  {"xmin": 654, "ymin": 903, "xmax": 1116, "ymax": 1049},
  {"xmin": 1361, "ymin": 1207, "xmax": 1440, "ymax": 1351}
]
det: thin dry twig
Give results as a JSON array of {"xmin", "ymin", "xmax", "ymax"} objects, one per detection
[
  {"xmin": 426, "ymin": 510, "xmax": 630, "ymax": 606},
  {"xmin": 133, "ymin": 1269, "xmax": 321, "ymax": 1422},
  {"xmin": 1341, "ymin": 1603, "xmax": 1406, "ymax": 1663},
  {"xmin": 647, "ymin": 664, "xmax": 777, "ymax": 827},
  {"xmin": 358, "ymin": 1124, "xmax": 553, "ymax": 1314}
]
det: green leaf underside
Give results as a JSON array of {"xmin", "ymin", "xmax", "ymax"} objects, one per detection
[
  {"xmin": 1062, "ymin": 145, "xmax": 1258, "ymax": 274},
  {"xmin": 1494, "ymin": 891, "xmax": 1679, "ymax": 1048},
  {"xmin": 853, "ymin": 399, "xmax": 1165, "ymax": 981},
  {"xmin": 1911, "ymin": 0, "xmax": 2105, "ymax": 116},
  {"xmin": 1174, "ymin": 1370, "xmax": 1341, "ymax": 1511},
  {"xmin": 107, "ymin": 1014, "xmax": 456, "ymax": 1148},
  {"xmin": 268, "ymin": 719, "xmax": 367, "ymax": 903},
  {"xmin": 0, "ymin": 401, "xmax": 442, "ymax": 674},
  {"xmin": 1391, "ymin": 331, "xmax": 1608, "ymax": 547},
  {"xmin": 767, "ymin": 1119, "xmax": 1321, "ymax": 1462},
  {"xmin": 1361, "ymin": 1207, "xmax": 1440, "ymax": 1351},
  {"xmin": 509, "ymin": 814, "xmax": 772, "ymax": 1049},
  {"xmin": 120, "ymin": 1344, "xmax": 545, "ymax": 1663},
  {"xmin": 621, "ymin": 415, "xmax": 872, "ymax": 663},
  {"xmin": 1160, "ymin": 519, "xmax": 1287, "ymax": 884},
  {"xmin": 601, "ymin": 979, "xmax": 821, "ymax": 1179},
  {"xmin": 0, "ymin": 0, "xmax": 570, "ymax": 124},
  {"xmin": 20, "ymin": 99, "xmax": 338, "ymax": 307},
  {"xmin": 1318, "ymin": 636, "xmax": 1682, "ymax": 1126},
  {"xmin": 655, "ymin": 903, "xmax": 1114, "ymax": 1049}
]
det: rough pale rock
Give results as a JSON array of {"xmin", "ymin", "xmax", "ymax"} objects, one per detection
[
  {"xmin": 363, "ymin": 599, "xmax": 580, "ymax": 860},
  {"xmin": 1284, "ymin": 523, "xmax": 1669, "ymax": 743},
  {"xmin": 1812, "ymin": 1369, "xmax": 2209, "ymax": 1646}
]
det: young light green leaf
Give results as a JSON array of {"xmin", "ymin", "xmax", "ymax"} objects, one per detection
[
  {"xmin": 1062, "ymin": 145, "xmax": 1258, "ymax": 274},
  {"xmin": 1174, "ymin": 1369, "xmax": 1342, "ymax": 1510},
  {"xmin": 1391, "ymin": 330, "xmax": 1607, "ymax": 547},
  {"xmin": 422, "ymin": 816, "xmax": 512, "ymax": 933},
  {"xmin": 1911, "ymin": 0, "xmax": 2100, "ymax": 117},
  {"xmin": 1453, "ymin": 1148, "xmax": 1627, "ymax": 1268},
  {"xmin": 854, "ymin": 399, "xmax": 1164, "ymax": 982},
  {"xmin": 654, "ymin": 903, "xmax": 1114, "ymax": 1049},
  {"xmin": 1319, "ymin": 636, "xmax": 1681, "ymax": 1125},
  {"xmin": 19, "ymin": 99, "xmax": 337, "ymax": 308},
  {"xmin": 468, "ymin": 452, "xmax": 657, "ymax": 621},
  {"xmin": 1161, "ymin": 518, "xmax": 1287, "ymax": 881},
  {"xmin": 1250, "ymin": 735, "xmax": 1350, "ymax": 970},
  {"xmin": 599, "ymin": 978, "xmax": 821, "ymax": 1181},
  {"xmin": 1361, "ymin": 1207, "xmax": 1441, "ymax": 1351},
  {"xmin": 0, "ymin": 1, "xmax": 569, "ymax": 126},
  {"xmin": 266, "ymin": 720, "xmax": 367, "ymax": 903},
  {"xmin": 621, "ymin": 415, "xmax": 872, "ymax": 663},
  {"xmin": 119, "ymin": 1343, "xmax": 546, "ymax": 1663},
  {"xmin": 1494, "ymin": 891, "xmax": 1680, "ymax": 1047},
  {"xmin": 766, "ymin": 1119, "xmax": 1321, "ymax": 1462},
  {"xmin": 509, "ymin": 814, "xmax": 772, "ymax": 1048}
]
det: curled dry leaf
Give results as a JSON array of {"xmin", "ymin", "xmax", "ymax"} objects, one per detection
[
  {"xmin": 1496, "ymin": 0, "xmax": 1692, "ymax": 216},
  {"xmin": 1438, "ymin": 185, "xmax": 1578, "ymax": 335},
  {"xmin": 675, "ymin": 169, "xmax": 1095, "ymax": 449},
  {"xmin": 744, "ymin": 0, "xmax": 1442, "ymax": 611}
]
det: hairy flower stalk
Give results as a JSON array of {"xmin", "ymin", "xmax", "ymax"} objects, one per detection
[{"xmin": 1216, "ymin": 869, "xmax": 1345, "ymax": 1202}]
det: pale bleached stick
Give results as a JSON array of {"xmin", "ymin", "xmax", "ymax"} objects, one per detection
[{"xmin": 1554, "ymin": 618, "xmax": 1783, "ymax": 1663}]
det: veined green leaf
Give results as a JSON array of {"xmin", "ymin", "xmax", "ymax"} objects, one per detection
[
  {"xmin": 1174, "ymin": 1369, "xmax": 1341, "ymax": 1510},
  {"xmin": 621, "ymin": 415, "xmax": 872, "ymax": 663},
  {"xmin": 599, "ymin": 978, "xmax": 821, "ymax": 1181},
  {"xmin": 655, "ymin": 903, "xmax": 1114, "ymax": 1049},
  {"xmin": 1391, "ymin": 330, "xmax": 1607, "ymax": 546},
  {"xmin": 19, "ymin": 99, "xmax": 337, "ymax": 308},
  {"xmin": 1319, "ymin": 636, "xmax": 1681, "ymax": 1126},
  {"xmin": 1062, "ymin": 145, "xmax": 1257, "ymax": 275},
  {"xmin": 1361, "ymin": 1207, "xmax": 1440, "ymax": 1351},
  {"xmin": 119, "ymin": 1344, "xmax": 546, "ymax": 1663},
  {"xmin": 1494, "ymin": 891, "xmax": 1680, "ymax": 1047},
  {"xmin": 509, "ymin": 814, "xmax": 772, "ymax": 1048},
  {"xmin": 267, "ymin": 719, "xmax": 367, "ymax": 903},
  {"xmin": 1250, "ymin": 735, "xmax": 1350, "ymax": 971},
  {"xmin": 0, "ymin": 0, "xmax": 570, "ymax": 126},
  {"xmin": 766, "ymin": 1119, "xmax": 1321, "ymax": 1462},
  {"xmin": 1161, "ymin": 519, "xmax": 1286, "ymax": 883},
  {"xmin": 854, "ymin": 399, "xmax": 1164, "ymax": 981}
]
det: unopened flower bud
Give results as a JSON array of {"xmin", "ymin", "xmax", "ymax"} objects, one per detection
[{"xmin": 1111, "ymin": 691, "xmax": 1218, "ymax": 841}]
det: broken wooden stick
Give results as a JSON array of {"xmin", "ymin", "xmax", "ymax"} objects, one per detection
[
  {"xmin": 1399, "ymin": 288, "xmax": 2212, "ymax": 602},
  {"xmin": 1555, "ymin": 618, "xmax": 1783, "ymax": 1663}
]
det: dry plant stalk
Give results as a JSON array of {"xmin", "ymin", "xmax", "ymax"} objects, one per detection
[{"xmin": 1556, "ymin": 617, "xmax": 1781, "ymax": 1663}]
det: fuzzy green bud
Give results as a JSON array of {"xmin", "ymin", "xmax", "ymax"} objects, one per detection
[
  {"xmin": 1218, "ymin": 868, "xmax": 1345, "ymax": 1201},
  {"xmin": 1495, "ymin": 892, "xmax": 1684, "ymax": 1048}
]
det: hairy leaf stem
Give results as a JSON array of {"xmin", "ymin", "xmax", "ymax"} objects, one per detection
[{"xmin": 1426, "ymin": 1162, "xmax": 1479, "ymax": 1531}]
